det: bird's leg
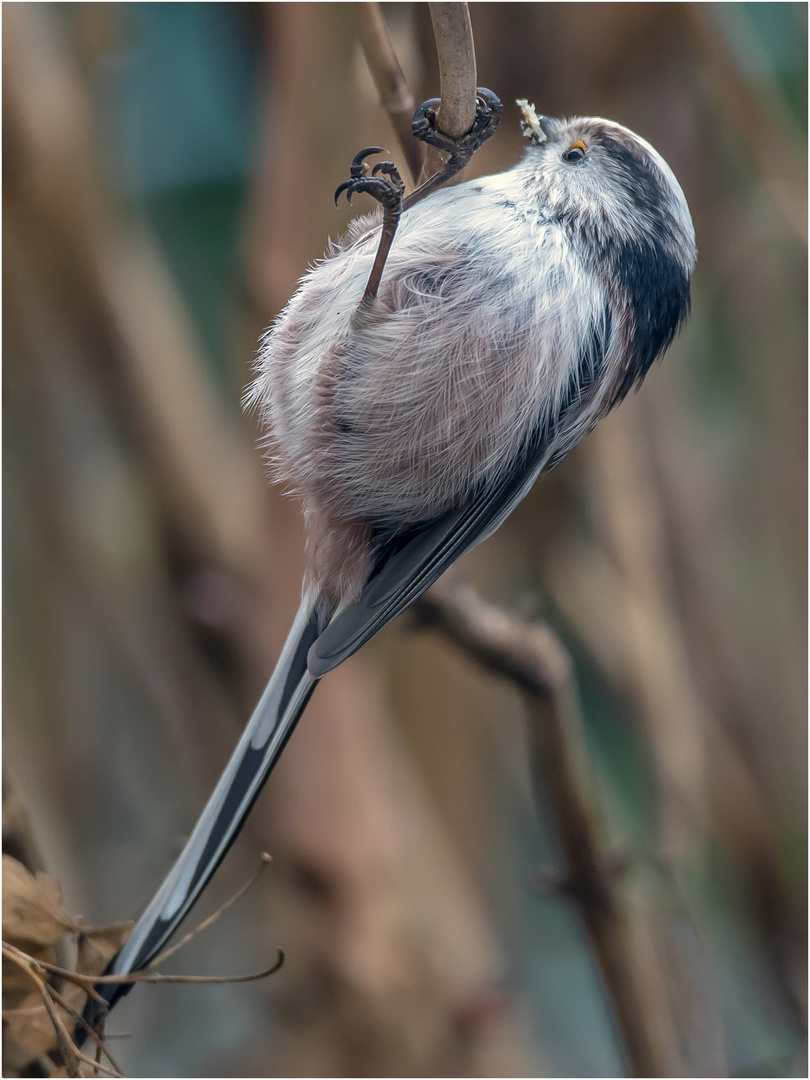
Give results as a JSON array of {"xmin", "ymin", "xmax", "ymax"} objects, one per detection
[
  {"xmin": 404, "ymin": 87, "xmax": 503, "ymax": 210},
  {"xmin": 335, "ymin": 147, "xmax": 405, "ymax": 303},
  {"xmin": 335, "ymin": 88, "xmax": 502, "ymax": 302}
]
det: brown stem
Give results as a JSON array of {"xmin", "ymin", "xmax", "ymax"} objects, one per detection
[
  {"xmin": 149, "ymin": 851, "xmax": 272, "ymax": 967},
  {"xmin": 356, "ymin": 1, "xmax": 481, "ymax": 294},
  {"xmin": 46, "ymin": 984, "xmax": 125, "ymax": 1078},
  {"xmin": 428, "ymin": 3, "xmax": 478, "ymax": 137},
  {"xmin": 2, "ymin": 941, "xmax": 285, "ymax": 989},
  {"xmin": 416, "ymin": 577, "xmax": 678, "ymax": 1078},
  {"xmin": 3, "ymin": 948, "xmax": 84, "ymax": 1077},
  {"xmin": 425, "ymin": 3, "xmax": 478, "ymax": 178},
  {"xmin": 358, "ymin": 3, "xmax": 423, "ymax": 184}
]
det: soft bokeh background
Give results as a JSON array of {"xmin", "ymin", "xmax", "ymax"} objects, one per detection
[{"xmin": 3, "ymin": 3, "xmax": 806, "ymax": 1076}]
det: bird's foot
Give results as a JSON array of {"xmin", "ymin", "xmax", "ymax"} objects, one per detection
[
  {"xmin": 334, "ymin": 148, "xmax": 405, "ymax": 211},
  {"xmin": 335, "ymin": 149, "xmax": 406, "ymax": 302},
  {"xmin": 411, "ymin": 87, "xmax": 503, "ymax": 164}
]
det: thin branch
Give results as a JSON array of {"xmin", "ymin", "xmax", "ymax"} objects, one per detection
[
  {"xmin": 46, "ymin": 985, "xmax": 125, "ymax": 1079},
  {"xmin": 358, "ymin": 3, "xmax": 481, "ymax": 187},
  {"xmin": 104, "ymin": 957, "xmax": 285, "ymax": 985},
  {"xmin": 427, "ymin": 3, "xmax": 477, "ymax": 138},
  {"xmin": 2, "ymin": 943, "xmax": 107, "ymax": 1007},
  {"xmin": 72, "ymin": 955, "xmax": 285, "ymax": 987},
  {"xmin": 72, "ymin": 1049, "xmax": 121, "ymax": 1078},
  {"xmin": 424, "ymin": 3, "xmax": 478, "ymax": 178},
  {"xmin": 149, "ymin": 851, "xmax": 273, "ymax": 967},
  {"xmin": 415, "ymin": 577, "xmax": 678, "ymax": 1078},
  {"xmin": 2, "ymin": 941, "xmax": 285, "ymax": 989},
  {"xmin": 4, "ymin": 946, "xmax": 85, "ymax": 1078},
  {"xmin": 358, "ymin": 4, "xmax": 423, "ymax": 183},
  {"xmin": 416, "ymin": 583, "xmax": 571, "ymax": 698}
]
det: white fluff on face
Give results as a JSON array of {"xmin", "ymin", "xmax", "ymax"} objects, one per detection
[{"xmin": 247, "ymin": 116, "xmax": 695, "ymax": 596}]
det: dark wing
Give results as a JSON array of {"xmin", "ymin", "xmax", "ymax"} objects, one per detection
[{"xmin": 308, "ymin": 444, "xmax": 548, "ymax": 677}]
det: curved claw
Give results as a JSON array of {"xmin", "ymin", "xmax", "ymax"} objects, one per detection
[
  {"xmin": 414, "ymin": 97, "xmax": 441, "ymax": 117},
  {"xmin": 334, "ymin": 180, "xmax": 354, "ymax": 206},
  {"xmin": 350, "ymin": 146, "xmax": 387, "ymax": 176},
  {"xmin": 474, "ymin": 87, "xmax": 503, "ymax": 114},
  {"xmin": 465, "ymin": 87, "xmax": 504, "ymax": 149},
  {"xmin": 372, "ymin": 160, "xmax": 405, "ymax": 198},
  {"xmin": 411, "ymin": 97, "xmax": 441, "ymax": 131}
]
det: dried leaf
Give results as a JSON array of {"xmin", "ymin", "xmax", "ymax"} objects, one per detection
[
  {"xmin": 75, "ymin": 923, "xmax": 133, "ymax": 978},
  {"xmin": 2, "ymin": 856, "xmax": 75, "ymax": 947},
  {"xmin": 3, "ymin": 993, "xmax": 63, "ymax": 1060},
  {"xmin": 57, "ymin": 979, "xmax": 87, "ymax": 1017},
  {"xmin": 3, "ymin": 944, "xmax": 57, "ymax": 1007},
  {"xmin": 1, "ymin": 1029, "xmax": 41, "ymax": 1077}
]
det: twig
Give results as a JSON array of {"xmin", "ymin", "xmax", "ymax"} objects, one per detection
[
  {"xmin": 2, "ymin": 945, "xmax": 123, "ymax": 1079},
  {"xmin": 149, "ymin": 851, "xmax": 273, "ymax": 967},
  {"xmin": 424, "ymin": 3, "xmax": 478, "ymax": 177},
  {"xmin": 427, "ymin": 3, "xmax": 477, "ymax": 138},
  {"xmin": 416, "ymin": 577, "xmax": 677, "ymax": 1078},
  {"xmin": 358, "ymin": 4, "xmax": 423, "ymax": 184},
  {"xmin": 2, "ymin": 941, "xmax": 285, "ymax": 989},
  {"xmin": 46, "ymin": 984, "xmax": 125, "ymax": 1078},
  {"xmin": 4, "ymin": 947, "xmax": 82, "ymax": 1076},
  {"xmin": 88, "ymin": 957, "xmax": 285, "ymax": 986},
  {"xmin": 357, "ymin": 3, "xmax": 480, "ymax": 186},
  {"xmin": 2, "ymin": 941, "xmax": 107, "ymax": 1007},
  {"xmin": 73, "ymin": 1050, "xmax": 120, "ymax": 1079}
]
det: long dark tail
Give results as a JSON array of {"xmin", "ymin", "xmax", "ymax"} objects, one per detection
[{"xmin": 83, "ymin": 591, "xmax": 329, "ymax": 1029}]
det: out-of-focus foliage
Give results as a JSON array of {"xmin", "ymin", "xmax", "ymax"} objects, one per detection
[{"xmin": 4, "ymin": 3, "xmax": 806, "ymax": 1077}]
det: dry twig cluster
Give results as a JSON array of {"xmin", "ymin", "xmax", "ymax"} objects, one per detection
[{"xmin": 2, "ymin": 853, "xmax": 281, "ymax": 1078}]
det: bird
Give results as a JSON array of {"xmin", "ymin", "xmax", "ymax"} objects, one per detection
[{"xmin": 85, "ymin": 91, "xmax": 695, "ymax": 1027}]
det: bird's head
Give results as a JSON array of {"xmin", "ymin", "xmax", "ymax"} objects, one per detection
[
  {"xmin": 517, "ymin": 102, "xmax": 696, "ymax": 397},
  {"xmin": 519, "ymin": 106, "xmax": 696, "ymax": 273}
]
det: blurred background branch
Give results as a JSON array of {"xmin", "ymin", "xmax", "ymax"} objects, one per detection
[
  {"xmin": 358, "ymin": 3, "xmax": 423, "ymax": 184},
  {"xmin": 416, "ymin": 577, "xmax": 677, "ymax": 1076}
]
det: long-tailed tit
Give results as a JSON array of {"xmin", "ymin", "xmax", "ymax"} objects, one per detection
[{"xmin": 89, "ymin": 91, "xmax": 695, "ymax": 1022}]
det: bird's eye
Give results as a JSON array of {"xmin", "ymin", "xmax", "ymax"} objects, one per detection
[{"xmin": 563, "ymin": 141, "xmax": 587, "ymax": 163}]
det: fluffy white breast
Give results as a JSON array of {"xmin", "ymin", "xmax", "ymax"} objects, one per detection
[{"xmin": 249, "ymin": 170, "xmax": 607, "ymax": 529}]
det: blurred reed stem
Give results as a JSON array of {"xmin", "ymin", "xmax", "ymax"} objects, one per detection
[{"xmin": 417, "ymin": 577, "xmax": 680, "ymax": 1077}]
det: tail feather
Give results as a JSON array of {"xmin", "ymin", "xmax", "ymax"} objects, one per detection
[{"xmin": 85, "ymin": 591, "xmax": 328, "ymax": 1025}]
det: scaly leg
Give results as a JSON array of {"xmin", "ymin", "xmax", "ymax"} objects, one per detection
[
  {"xmin": 335, "ymin": 147, "xmax": 405, "ymax": 303},
  {"xmin": 335, "ymin": 88, "xmax": 503, "ymax": 301}
]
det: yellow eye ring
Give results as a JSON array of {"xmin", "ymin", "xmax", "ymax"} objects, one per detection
[{"xmin": 563, "ymin": 141, "xmax": 587, "ymax": 163}]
